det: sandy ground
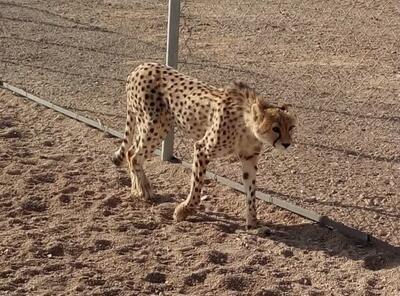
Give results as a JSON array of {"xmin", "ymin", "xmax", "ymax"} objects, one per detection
[
  {"xmin": 1, "ymin": 90, "xmax": 400, "ymax": 296},
  {"xmin": 0, "ymin": 0, "xmax": 399, "ymax": 295}
]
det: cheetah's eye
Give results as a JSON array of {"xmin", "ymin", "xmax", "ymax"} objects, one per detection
[{"xmin": 272, "ymin": 127, "xmax": 280, "ymax": 133}]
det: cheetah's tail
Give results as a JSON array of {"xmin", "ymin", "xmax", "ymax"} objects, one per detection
[
  {"xmin": 111, "ymin": 110, "xmax": 135, "ymax": 167},
  {"xmin": 112, "ymin": 147, "xmax": 125, "ymax": 166}
]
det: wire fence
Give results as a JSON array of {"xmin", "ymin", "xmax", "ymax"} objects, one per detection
[{"xmin": 0, "ymin": 0, "xmax": 399, "ymax": 246}]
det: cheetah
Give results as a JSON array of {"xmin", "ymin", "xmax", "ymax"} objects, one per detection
[{"xmin": 112, "ymin": 62, "xmax": 296, "ymax": 228}]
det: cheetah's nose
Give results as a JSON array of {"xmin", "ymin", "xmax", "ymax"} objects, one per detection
[{"xmin": 282, "ymin": 143, "xmax": 290, "ymax": 149}]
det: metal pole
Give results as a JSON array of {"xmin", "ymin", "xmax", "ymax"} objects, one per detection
[{"xmin": 161, "ymin": 0, "xmax": 180, "ymax": 161}]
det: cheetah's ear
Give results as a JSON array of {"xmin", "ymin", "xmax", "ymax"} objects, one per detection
[
  {"xmin": 232, "ymin": 81, "xmax": 249, "ymax": 90},
  {"xmin": 251, "ymin": 100, "xmax": 263, "ymax": 122},
  {"xmin": 256, "ymin": 97, "xmax": 277, "ymax": 110}
]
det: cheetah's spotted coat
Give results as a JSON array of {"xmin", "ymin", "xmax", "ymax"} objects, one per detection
[{"xmin": 113, "ymin": 63, "xmax": 295, "ymax": 227}]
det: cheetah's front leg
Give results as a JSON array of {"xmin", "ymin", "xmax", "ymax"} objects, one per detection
[
  {"xmin": 241, "ymin": 155, "xmax": 259, "ymax": 228},
  {"xmin": 173, "ymin": 142, "xmax": 208, "ymax": 222}
]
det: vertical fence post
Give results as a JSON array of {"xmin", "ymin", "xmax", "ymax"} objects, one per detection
[{"xmin": 161, "ymin": 0, "xmax": 180, "ymax": 161}]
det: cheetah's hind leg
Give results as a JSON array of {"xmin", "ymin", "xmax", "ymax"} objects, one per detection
[
  {"xmin": 126, "ymin": 119, "xmax": 171, "ymax": 200},
  {"xmin": 111, "ymin": 110, "xmax": 153, "ymax": 199},
  {"xmin": 126, "ymin": 144, "xmax": 153, "ymax": 200}
]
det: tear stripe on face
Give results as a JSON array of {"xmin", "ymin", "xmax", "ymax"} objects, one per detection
[{"xmin": 273, "ymin": 135, "xmax": 280, "ymax": 147}]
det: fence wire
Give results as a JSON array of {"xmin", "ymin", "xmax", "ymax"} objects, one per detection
[{"xmin": 0, "ymin": 0, "xmax": 399, "ymax": 246}]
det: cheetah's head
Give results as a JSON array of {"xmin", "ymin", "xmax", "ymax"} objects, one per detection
[{"xmin": 251, "ymin": 99, "xmax": 296, "ymax": 150}]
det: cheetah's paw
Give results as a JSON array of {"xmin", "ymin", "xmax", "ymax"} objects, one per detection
[
  {"xmin": 246, "ymin": 218, "xmax": 258, "ymax": 230},
  {"xmin": 173, "ymin": 202, "xmax": 195, "ymax": 222}
]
